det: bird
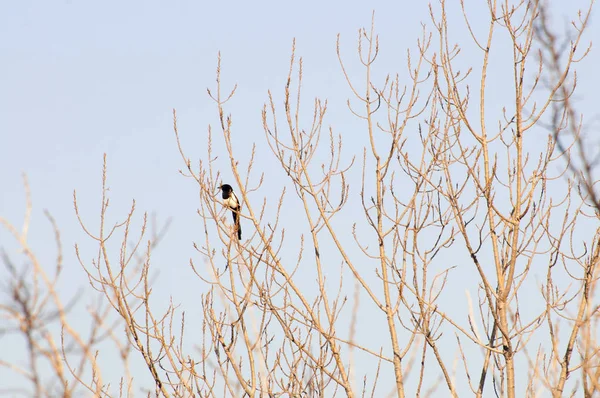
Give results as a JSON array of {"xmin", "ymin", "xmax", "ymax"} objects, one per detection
[{"xmin": 219, "ymin": 184, "xmax": 242, "ymax": 240}]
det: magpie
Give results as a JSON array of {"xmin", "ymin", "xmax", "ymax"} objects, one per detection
[{"xmin": 219, "ymin": 184, "xmax": 242, "ymax": 240}]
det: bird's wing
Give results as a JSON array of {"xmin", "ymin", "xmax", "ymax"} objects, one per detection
[{"xmin": 231, "ymin": 193, "xmax": 240, "ymax": 208}]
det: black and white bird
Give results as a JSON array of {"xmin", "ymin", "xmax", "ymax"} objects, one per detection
[{"xmin": 219, "ymin": 184, "xmax": 242, "ymax": 240}]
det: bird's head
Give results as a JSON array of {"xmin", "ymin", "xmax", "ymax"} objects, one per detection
[{"xmin": 219, "ymin": 183, "xmax": 234, "ymax": 199}]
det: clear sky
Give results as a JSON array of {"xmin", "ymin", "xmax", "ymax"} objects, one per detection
[{"xmin": 1, "ymin": 0, "xmax": 599, "ymax": 396}]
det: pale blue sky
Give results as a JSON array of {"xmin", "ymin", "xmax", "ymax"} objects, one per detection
[{"xmin": 1, "ymin": 0, "xmax": 599, "ymax": 396}]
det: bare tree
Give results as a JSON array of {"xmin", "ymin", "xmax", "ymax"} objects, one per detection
[
  {"xmin": 2, "ymin": 0, "xmax": 598, "ymax": 397},
  {"xmin": 1, "ymin": 175, "xmax": 113, "ymax": 397},
  {"xmin": 534, "ymin": 2, "xmax": 600, "ymax": 396}
]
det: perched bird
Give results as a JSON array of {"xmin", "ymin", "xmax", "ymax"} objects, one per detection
[{"xmin": 219, "ymin": 184, "xmax": 242, "ymax": 240}]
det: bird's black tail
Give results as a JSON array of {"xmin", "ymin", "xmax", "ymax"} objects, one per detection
[{"xmin": 233, "ymin": 210, "xmax": 242, "ymax": 240}]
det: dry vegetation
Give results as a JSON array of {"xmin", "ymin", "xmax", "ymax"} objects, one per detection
[{"xmin": 1, "ymin": 1, "xmax": 599, "ymax": 397}]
